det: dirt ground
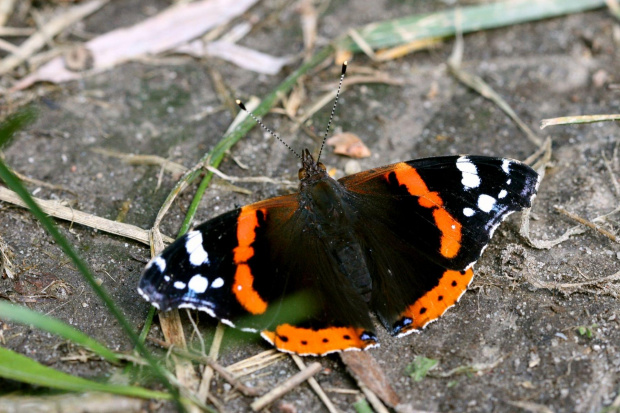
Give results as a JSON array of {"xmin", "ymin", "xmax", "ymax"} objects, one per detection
[{"xmin": 1, "ymin": 1, "xmax": 620, "ymax": 412}]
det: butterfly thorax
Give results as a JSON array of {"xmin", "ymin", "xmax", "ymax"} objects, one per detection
[{"xmin": 297, "ymin": 149, "xmax": 373, "ymax": 300}]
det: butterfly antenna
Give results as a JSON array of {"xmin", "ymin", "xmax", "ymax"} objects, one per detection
[
  {"xmin": 317, "ymin": 61, "xmax": 347, "ymax": 162},
  {"xmin": 236, "ymin": 100, "xmax": 301, "ymax": 160}
]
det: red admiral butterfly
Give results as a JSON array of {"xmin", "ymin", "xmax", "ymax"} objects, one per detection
[{"xmin": 138, "ymin": 63, "xmax": 540, "ymax": 356}]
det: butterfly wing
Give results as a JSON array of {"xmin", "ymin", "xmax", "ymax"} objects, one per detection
[
  {"xmin": 138, "ymin": 194, "xmax": 377, "ymax": 356},
  {"xmin": 339, "ymin": 155, "xmax": 539, "ymax": 336}
]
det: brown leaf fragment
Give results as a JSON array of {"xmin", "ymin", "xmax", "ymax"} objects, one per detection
[
  {"xmin": 326, "ymin": 132, "xmax": 371, "ymax": 158},
  {"xmin": 340, "ymin": 351, "xmax": 401, "ymax": 408}
]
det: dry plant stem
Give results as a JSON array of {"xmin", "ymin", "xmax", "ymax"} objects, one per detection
[
  {"xmin": 0, "ymin": 0, "xmax": 108, "ymax": 75},
  {"xmin": 448, "ymin": 64, "xmax": 542, "ymax": 146},
  {"xmin": 197, "ymin": 323, "xmax": 226, "ymax": 403},
  {"xmin": 291, "ymin": 354, "xmax": 339, "ymax": 413},
  {"xmin": 0, "ymin": 186, "xmax": 173, "ymax": 245},
  {"xmin": 0, "ymin": 0, "xmax": 17, "ymax": 27},
  {"xmin": 226, "ymin": 350, "xmax": 286, "ymax": 377},
  {"xmin": 358, "ymin": 382, "xmax": 390, "ymax": 413},
  {"xmin": 523, "ymin": 267, "xmax": 620, "ymax": 295},
  {"xmin": 11, "ymin": 168, "xmax": 77, "ymax": 196},
  {"xmin": 91, "ymin": 148, "xmax": 187, "ymax": 175},
  {"xmin": 0, "ymin": 37, "xmax": 20, "ymax": 54},
  {"xmin": 448, "ymin": 26, "xmax": 541, "ymax": 147},
  {"xmin": 206, "ymin": 165, "xmax": 297, "ymax": 187},
  {"xmin": 0, "ymin": 27, "xmax": 35, "ymax": 37},
  {"xmin": 148, "ymin": 336, "xmax": 261, "ymax": 397},
  {"xmin": 554, "ymin": 206, "xmax": 619, "ymax": 243},
  {"xmin": 206, "ymin": 358, "xmax": 261, "ymax": 397},
  {"xmin": 250, "ymin": 362, "xmax": 322, "ymax": 411},
  {"xmin": 540, "ymin": 114, "xmax": 620, "ymax": 128},
  {"xmin": 0, "ymin": 392, "xmax": 143, "ymax": 413}
]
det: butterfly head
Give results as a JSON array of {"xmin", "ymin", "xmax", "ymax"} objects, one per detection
[{"xmin": 298, "ymin": 148, "xmax": 327, "ymax": 183}]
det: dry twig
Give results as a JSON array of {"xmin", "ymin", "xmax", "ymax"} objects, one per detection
[
  {"xmin": 250, "ymin": 362, "xmax": 322, "ymax": 411},
  {"xmin": 0, "ymin": 186, "xmax": 173, "ymax": 245},
  {"xmin": 291, "ymin": 354, "xmax": 339, "ymax": 413}
]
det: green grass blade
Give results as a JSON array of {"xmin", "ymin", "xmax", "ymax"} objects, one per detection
[
  {"xmin": 0, "ymin": 347, "xmax": 171, "ymax": 400},
  {"xmin": 0, "ymin": 112, "xmax": 183, "ymax": 410},
  {"xmin": 338, "ymin": 0, "xmax": 605, "ymax": 51},
  {"xmin": 0, "ymin": 301, "xmax": 119, "ymax": 363}
]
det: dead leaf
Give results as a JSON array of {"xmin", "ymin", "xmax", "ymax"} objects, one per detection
[
  {"xmin": 11, "ymin": 0, "xmax": 260, "ymax": 91},
  {"xmin": 326, "ymin": 132, "xmax": 371, "ymax": 158},
  {"xmin": 175, "ymin": 40, "xmax": 292, "ymax": 75}
]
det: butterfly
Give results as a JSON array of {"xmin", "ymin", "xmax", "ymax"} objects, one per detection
[{"xmin": 138, "ymin": 63, "xmax": 540, "ymax": 356}]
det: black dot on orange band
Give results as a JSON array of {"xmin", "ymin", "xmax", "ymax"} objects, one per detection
[
  {"xmin": 451, "ymin": 280, "xmax": 457, "ymax": 287},
  {"xmin": 279, "ymin": 335, "xmax": 289, "ymax": 342},
  {"xmin": 301, "ymin": 340, "xmax": 308, "ymax": 345},
  {"xmin": 460, "ymin": 270, "xmax": 466, "ymax": 275},
  {"xmin": 420, "ymin": 307, "xmax": 427, "ymax": 314},
  {"xmin": 438, "ymin": 295, "xmax": 444, "ymax": 301},
  {"xmin": 343, "ymin": 335, "xmax": 351, "ymax": 340},
  {"xmin": 322, "ymin": 338, "xmax": 329, "ymax": 343}
]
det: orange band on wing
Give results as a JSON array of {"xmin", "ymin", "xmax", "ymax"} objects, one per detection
[
  {"xmin": 433, "ymin": 208, "xmax": 462, "ymax": 259},
  {"xmin": 389, "ymin": 163, "xmax": 462, "ymax": 258},
  {"xmin": 262, "ymin": 324, "xmax": 377, "ymax": 356},
  {"xmin": 396, "ymin": 268, "xmax": 474, "ymax": 334},
  {"xmin": 232, "ymin": 207, "xmax": 268, "ymax": 315}
]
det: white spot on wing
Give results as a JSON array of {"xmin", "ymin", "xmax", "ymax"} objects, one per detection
[
  {"xmin": 478, "ymin": 194, "xmax": 496, "ymax": 213},
  {"xmin": 463, "ymin": 207, "xmax": 475, "ymax": 217},
  {"xmin": 173, "ymin": 281, "xmax": 186, "ymax": 289},
  {"xmin": 456, "ymin": 156, "xmax": 480, "ymax": 189},
  {"xmin": 147, "ymin": 256, "xmax": 166, "ymax": 273},
  {"xmin": 498, "ymin": 189, "xmax": 508, "ymax": 199},
  {"xmin": 211, "ymin": 277, "xmax": 224, "ymax": 289},
  {"xmin": 185, "ymin": 231, "xmax": 209, "ymax": 266},
  {"xmin": 164, "ymin": 275, "xmax": 170, "ymax": 282},
  {"xmin": 188, "ymin": 274, "xmax": 209, "ymax": 293},
  {"xmin": 502, "ymin": 159, "xmax": 511, "ymax": 174}
]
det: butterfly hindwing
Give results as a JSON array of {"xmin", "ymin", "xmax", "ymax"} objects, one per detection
[{"xmin": 339, "ymin": 155, "xmax": 539, "ymax": 335}]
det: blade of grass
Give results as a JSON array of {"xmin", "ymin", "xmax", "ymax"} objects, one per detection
[
  {"xmin": 0, "ymin": 301, "xmax": 119, "ymax": 363},
  {"xmin": 337, "ymin": 0, "xmax": 605, "ymax": 52},
  {"xmin": 0, "ymin": 347, "xmax": 171, "ymax": 400},
  {"xmin": 0, "ymin": 112, "xmax": 184, "ymax": 410}
]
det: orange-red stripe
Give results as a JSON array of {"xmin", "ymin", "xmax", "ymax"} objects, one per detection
[
  {"xmin": 389, "ymin": 163, "xmax": 462, "ymax": 258},
  {"xmin": 232, "ymin": 207, "xmax": 268, "ymax": 315}
]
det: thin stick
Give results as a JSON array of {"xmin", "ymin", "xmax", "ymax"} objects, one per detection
[
  {"xmin": 206, "ymin": 165, "xmax": 296, "ymax": 187},
  {"xmin": 197, "ymin": 323, "xmax": 225, "ymax": 403},
  {"xmin": 0, "ymin": 186, "xmax": 173, "ymax": 245},
  {"xmin": 358, "ymin": 381, "xmax": 390, "ymax": 413},
  {"xmin": 291, "ymin": 354, "xmax": 339, "ymax": 413},
  {"xmin": 250, "ymin": 362, "xmax": 322, "ymax": 411},
  {"xmin": 554, "ymin": 206, "xmax": 619, "ymax": 243}
]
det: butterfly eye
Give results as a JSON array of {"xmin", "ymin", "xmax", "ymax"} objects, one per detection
[
  {"xmin": 299, "ymin": 168, "xmax": 308, "ymax": 180},
  {"xmin": 317, "ymin": 162, "xmax": 326, "ymax": 171}
]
